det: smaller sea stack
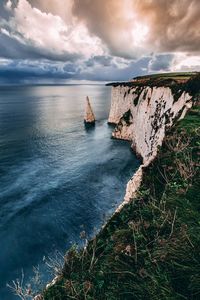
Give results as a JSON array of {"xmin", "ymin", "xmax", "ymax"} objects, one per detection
[{"xmin": 84, "ymin": 96, "xmax": 95, "ymax": 125}]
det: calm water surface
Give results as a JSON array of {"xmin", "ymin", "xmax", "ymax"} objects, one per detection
[{"xmin": 0, "ymin": 85, "xmax": 140, "ymax": 299}]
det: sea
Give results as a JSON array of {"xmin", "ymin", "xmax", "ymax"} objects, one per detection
[{"xmin": 0, "ymin": 84, "xmax": 140, "ymax": 299}]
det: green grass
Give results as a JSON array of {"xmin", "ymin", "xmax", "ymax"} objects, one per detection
[
  {"xmin": 133, "ymin": 72, "xmax": 198, "ymax": 80},
  {"xmin": 43, "ymin": 104, "xmax": 200, "ymax": 300},
  {"xmin": 107, "ymin": 72, "xmax": 200, "ymax": 90}
]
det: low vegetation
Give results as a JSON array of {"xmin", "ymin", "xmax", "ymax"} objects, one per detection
[
  {"xmin": 42, "ymin": 103, "xmax": 200, "ymax": 299},
  {"xmin": 107, "ymin": 71, "xmax": 200, "ymax": 89},
  {"xmin": 133, "ymin": 71, "xmax": 197, "ymax": 82}
]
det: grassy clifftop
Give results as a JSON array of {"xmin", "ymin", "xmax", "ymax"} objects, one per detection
[
  {"xmin": 43, "ymin": 100, "xmax": 200, "ymax": 299},
  {"xmin": 106, "ymin": 72, "xmax": 200, "ymax": 89}
]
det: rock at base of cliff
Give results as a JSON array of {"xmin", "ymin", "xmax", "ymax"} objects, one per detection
[{"xmin": 84, "ymin": 120, "xmax": 95, "ymax": 128}]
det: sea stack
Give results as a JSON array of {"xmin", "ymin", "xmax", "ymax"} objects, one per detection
[{"xmin": 84, "ymin": 96, "xmax": 95, "ymax": 125}]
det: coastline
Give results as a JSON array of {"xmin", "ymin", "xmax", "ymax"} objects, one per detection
[{"xmin": 35, "ymin": 73, "xmax": 200, "ymax": 299}]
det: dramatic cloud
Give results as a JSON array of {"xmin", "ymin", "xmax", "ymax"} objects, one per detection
[
  {"xmin": 134, "ymin": 0, "xmax": 200, "ymax": 53},
  {"xmin": 0, "ymin": 55, "xmax": 150, "ymax": 84},
  {"xmin": 72, "ymin": 0, "xmax": 149, "ymax": 58},
  {"xmin": 72, "ymin": 0, "xmax": 200, "ymax": 58},
  {"xmin": 0, "ymin": 59, "xmax": 78, "ymax": 84},
  {"xmin": 0, "ymin": 0, "xmax": 105, "ymax": 60},
  {"xmin": 172, "ymin": 54, "xmax": 200, "ymax": 72},
  {"xmin": 78, "ymin": 56, "xmax": 151, "ymax": 81},
  {"xmin": 0, "ymin": 32, "xmax": 81, "ymax": 61},
  {"xmin": 0, "ymin": 0, "xmax": 199, "ymax": 83}
]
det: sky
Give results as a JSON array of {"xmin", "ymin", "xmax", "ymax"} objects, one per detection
[{"xmin": 0, "ymin": 0, "xmax": 200, "ymax": 84}]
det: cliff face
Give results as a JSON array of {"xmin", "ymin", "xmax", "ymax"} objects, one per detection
[
  {"xmin": 108, "ymin": 83, "xmax": 194, "ymax": 203},
  {"xmin": 109, "ymin": 85, "xmax": 192, "ymax": 164}
]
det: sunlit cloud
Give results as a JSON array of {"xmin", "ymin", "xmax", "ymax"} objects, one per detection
[
  {"xmin": 1, "ymin": 0, "xmax": 106, "ymax": 59},
  {"xmin": 172, "ymin": 54, "xmax": 200, "ymax": 71},
  {"xmin": 131, "ymin": 23, "xmax": 149, "ymax": 46},
  {"xmin": 0, "ymin": 28, "xmax": 10, "ymax": 36},
  {"xmin": 4, "ymin": 0, "xmax": 12, "ymax": 10}
]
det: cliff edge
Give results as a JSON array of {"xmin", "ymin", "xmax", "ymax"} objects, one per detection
[
  {"xmin": 108, "ymin": 72, "xmax": 199, "ymax": 203},
  {"xmin": 108, "ymin": 72, "xmax": 198, "ymax": 164}
]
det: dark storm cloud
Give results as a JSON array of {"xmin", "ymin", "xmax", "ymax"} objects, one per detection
[
  {"xmin": 77, "ymin": 57, "xmax": 151, "ymax": 82},
  {"xmin": 0, "ymin": 60, "xmax": 82, "ymax": 84},
  {"xmin": 85, "ymin": 56, "xmax": 113, "ymax": 67},
  {"xmin": 148, "ymin": 54, "xmax": 175, "ymax": 72},
  {"xmin": 0, "ymin": 56, "xmax": 150, "ymax": 84}
]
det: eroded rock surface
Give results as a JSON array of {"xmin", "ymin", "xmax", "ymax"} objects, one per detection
[
  {"xmin": 109, "ymin": 85, "xmax": 192, "ymax": 164},
  {"xmin": 108, "ymin": 83, "xmax": 194, "ymax": 202}
]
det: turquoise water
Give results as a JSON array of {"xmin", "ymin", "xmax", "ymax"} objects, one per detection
[{"xmin": 0, "ymin": 85, "xmax": 140, "ymax": 299}]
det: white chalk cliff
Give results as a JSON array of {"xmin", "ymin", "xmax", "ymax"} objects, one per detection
[
  {"xmin": 84, "ymin": 96, "xmax": 95, "ymax": 124},
  {"xmin": 108, "ymin": 84, "xmax": 193, "ymax": 205}
]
